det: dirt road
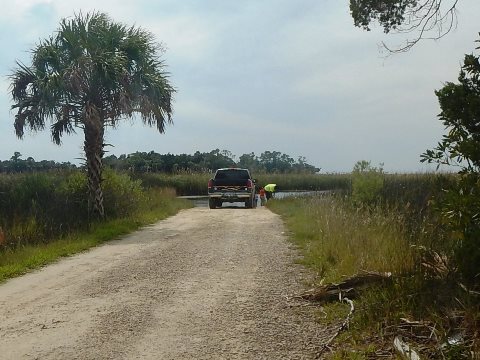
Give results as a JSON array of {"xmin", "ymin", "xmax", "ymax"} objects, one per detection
[{"xmin": 0, "ymin": 207, "xmax": 332, "ymax": 359}]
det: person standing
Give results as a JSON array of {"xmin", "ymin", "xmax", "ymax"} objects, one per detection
[{"xmin": 259, "ymin": 187, "xmax": 267, "ymax": 206}]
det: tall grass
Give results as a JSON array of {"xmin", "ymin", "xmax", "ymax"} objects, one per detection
[
  {"xmin": 137, "ymin": 172, "xmax": 352, "ymax": 195},
  {"xmin": 137, "ymin": 172, "xmax": 211, "ymax": 195},
  {"xmin": 268, "ymin": 196, "xmax": 417, "ymax": 282},
  {"xmin": 255, "ymin": 173, "xmax": 351, "ymax": 192},
  {"xmin": 381, "ymin": 172, "xmax": 456, "ymax": 210},
  {"xmin": 266, "ymin": 173, "xmax": 454, "ymax": 281},
  {"xmin": 0, "ymin": 183, "xmax": 191, "ymax": 282},
  {"xmin": 0, "ymin": 170, "xmax": 191, "ymax": 249}
]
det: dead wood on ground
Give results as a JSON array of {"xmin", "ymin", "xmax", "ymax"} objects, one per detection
[{"xmin": 300, "ymin": 270, "xmax": 392, "ymax": 303}]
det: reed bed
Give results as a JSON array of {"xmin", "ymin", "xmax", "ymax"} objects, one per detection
[
  {"xmin": 137, "ymin": 172, "xmax": 211, "ymax": 195},
  {"xmin": 381, "ymin": 172, "xmax": 456, "ymax": 210},
  {"xmin": 0, "ymin": 170, "xmax": 191, "ymax": 250},
  {"xmin": 254, "ymin": 173, "xmax": 351, "ymax": 192},
  {"xmin": 137, "ymin": 172, "xmax": 352, "ymax": 195},
  {"xmin": 0, "ymin": 170, "xmax": 191, "ymax": 281}
]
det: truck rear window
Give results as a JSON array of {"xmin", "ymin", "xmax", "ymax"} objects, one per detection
[{"xmin": 215, "ymin": 170, "xmax": 250, "ymax": 180}]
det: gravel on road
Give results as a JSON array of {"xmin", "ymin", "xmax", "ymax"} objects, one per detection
[{"xmin": 0, "ymin": 207, "xmax": 336, "ymax": 359}]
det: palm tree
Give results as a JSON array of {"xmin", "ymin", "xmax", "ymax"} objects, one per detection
[{"xmin": 11, "ymin": 12, "xmax": 174, "ymax": 218}]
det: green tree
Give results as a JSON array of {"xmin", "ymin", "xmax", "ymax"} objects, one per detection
[
  {"xmin": 421, "ymin": 51, "xmax": 480, "ymax": 172},
  {"xmin": 350, "ymin": 0, "xmax": 460, "ymax": 52},
  {"xmin": 421, "ymin": 39, "xmax": 480, "ymax": 283},
  {"xmin": 238, "ymin": 152, "xmax": 263, "ymax": 172},
  {"xmin": 201, "ymin": 149, "xmax": 235, "ymax": 171},
  {"xmin": 9, "ymin": 152, "xmax": 27, "ymax": 172},
  {"xmin": 10, "ymin": 12, "xmax": 174, "ymax": 217},
  {"xmin": 259, "ymin": 151, "xmax": 295, "ymax": 173},
  {"xmin": 292, "ymin": 156, "xmax": 321, "ymax": 173}
]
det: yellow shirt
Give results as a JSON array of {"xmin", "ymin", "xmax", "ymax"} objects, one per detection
[{"xmin": 264, "ymin": 184, "xmax": 276, "ymax": 192}]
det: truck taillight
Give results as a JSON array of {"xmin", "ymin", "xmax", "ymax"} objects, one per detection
[
  {"xmin": 246, "ymin": 179, "xmax": 253, "ymax": 189},
  {"xmin": 208, "ymin": 179, "xmax": 213, "ymax": 189}
]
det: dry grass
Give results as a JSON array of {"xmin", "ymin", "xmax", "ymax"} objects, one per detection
[{"xmin": 268, "ymin": 196, "xmax": 415, "ymax": 283}]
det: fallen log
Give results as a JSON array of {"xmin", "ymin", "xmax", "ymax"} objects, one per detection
[{"xmin": 300, "ymin": 270, "xmax": 392, "ymax": 303}]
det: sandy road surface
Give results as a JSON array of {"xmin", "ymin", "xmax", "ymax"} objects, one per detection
[{"xmin": 0, "ymin": 207, "xmax": 333, "ymax": 359}]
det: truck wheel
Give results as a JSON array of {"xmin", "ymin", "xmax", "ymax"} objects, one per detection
[
  {"xmin": 209, "ymin": 198, "xmax": 216, "ymax": 209},
  {"xmin": 245, "ymin": 198, "xmax": 252, "ymax": 209}
]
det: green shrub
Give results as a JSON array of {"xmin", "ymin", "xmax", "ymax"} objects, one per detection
[
  {"xmin": 351, "ymin": 160, "xmax": 384, "ymax": 205},
  {"xmin": 440, "ymin": 173, "xmax": 480, "ymax": 285},
  {"xmin": 102, "ymin": 169, "xmax": 146, "ymax": 218},
  {"xmin": 0, "ymin": 170, "xmax": 177, "ymax": 249}
]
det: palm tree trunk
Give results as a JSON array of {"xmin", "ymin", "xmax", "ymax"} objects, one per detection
[{"xmin": 84, "ymin": 103, "xmax": 105, "ymax": 218}]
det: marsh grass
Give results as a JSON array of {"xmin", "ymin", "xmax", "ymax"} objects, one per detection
[
  {"xmin": 255, "ymin": 173, "xmax": 351, "ymax": 192},
  {"xmin": 137, "ymin": 172, "xmax": 211, "ymax": 195},
  {"xmin": 0, "ymin": 170, "xmax": 187, "ymax": 248},
  {"xmin": 138, "ymin": 172, "xmax": 352, "ymax": 195},
  {"xmin": 0, "ymin": 170, "xmax": 192, "ymax": 282},
  {"xmin": 0, "ymin": 186, "xmax": 191, "ymax": 282}
]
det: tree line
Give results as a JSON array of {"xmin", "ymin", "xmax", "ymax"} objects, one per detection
[
  {"xmin": 0, "ymin": 152, "xmax": 76, "ymax": 173},
  {"xmin": 103, "ymin": 149, "xmax": 320, "ymax": 174},
  {"xmin": 104, "ymin": 149, "xmax": 320, "ymax": 174},
  {"xmin": 0, "ymin": 149, "xmax": 320, "ymax": 174}
]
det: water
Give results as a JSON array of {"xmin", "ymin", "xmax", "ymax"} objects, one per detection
[
  {"xmin": 273, "ymin": 190, "xmax": 331, "ymax": 199},
  {"xmin": 179, "ymin": 190, "xmax": 331, "ymax": 208}
]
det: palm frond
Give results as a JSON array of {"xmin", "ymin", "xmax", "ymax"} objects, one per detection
[
  {"xmin": 51, "ymin": 105, "xmax": 76, "ymax": 144},
  {"xmin": 10, "ymin": 62, "xmax": 36, "ymax": 102}
]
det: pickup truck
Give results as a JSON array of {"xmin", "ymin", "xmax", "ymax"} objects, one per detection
[{"xmin": 207, "ymin": 168, "xmax": 256, "ymax": 209}]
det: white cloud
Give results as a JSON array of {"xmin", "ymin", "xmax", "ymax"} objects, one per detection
[
  {"xmin": 0, "ymin": 0, "xmax": 52, "ymax": 19},
  {"xmin": 144, "ymin": 16, "xmax": 217, "ymax": 62}
]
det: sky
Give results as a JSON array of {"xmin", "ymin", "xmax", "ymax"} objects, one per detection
[{"xmin": 0, "ymin": 0, "xmax": 479, "ymax": 172}]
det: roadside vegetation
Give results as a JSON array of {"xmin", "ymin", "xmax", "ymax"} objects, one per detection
[
  {"xmin": 0, "ymin": 170, "xmax": 191, "ymax": 282},
  {"xmin": 269, "ymin": 168, "xmax": 478, "ymax": 358}
]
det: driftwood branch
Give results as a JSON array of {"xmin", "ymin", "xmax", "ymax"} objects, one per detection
[
  {"xmin": 298, "ymin": 271, "xmax": 392, "ymax": 357},
  {"xmin": 300, "ymin": 270, "xmax": 392, "ymax": 303},
  {"xmin": 315, "ymin": 297, "xmax": 355, "ymax": 359},
  {"xmin": 296, "ymin": 271, "xmax": 391, "ymax": 358}
]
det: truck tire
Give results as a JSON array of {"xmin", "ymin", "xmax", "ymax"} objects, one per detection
[
  {"xmin": 209, "ymin": 198, "xmax": 216, "ymax": 209},
  {"xmin": 245, "ymin": 198, "xmax": 252, "ymax": 209}
]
